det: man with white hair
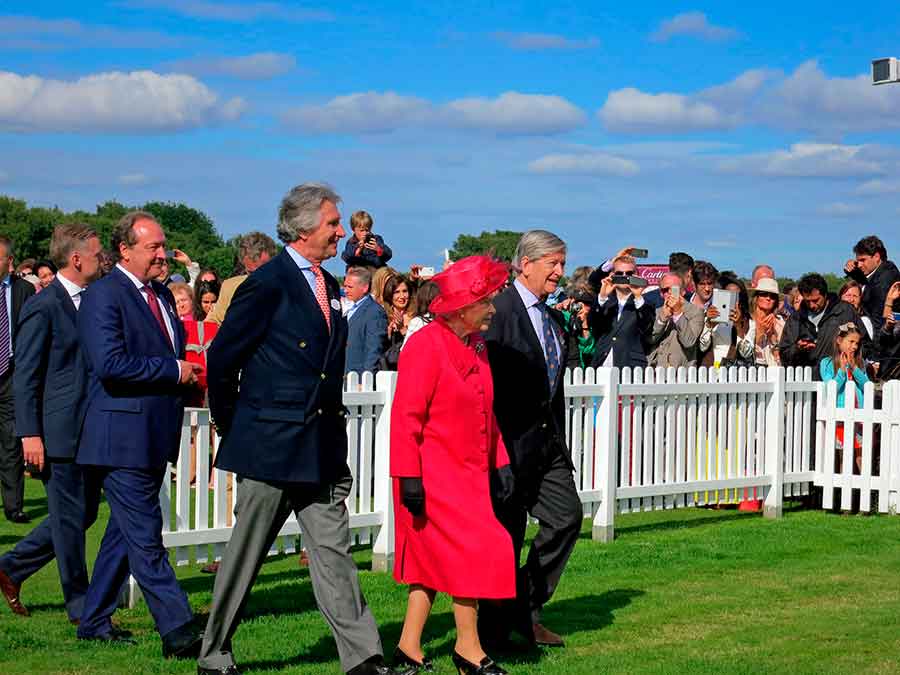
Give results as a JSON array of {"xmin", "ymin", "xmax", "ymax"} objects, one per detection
[
  {"xmin": 648, "ymin": 272, "xmax": 704, "ymax": 367},
  {"xmin": 483, "ymin": 230, "xmax": 583, "ymax": 649},
  {"xmin": 751, "ymin": 264, "xmax": 776, "ymax": 289}
]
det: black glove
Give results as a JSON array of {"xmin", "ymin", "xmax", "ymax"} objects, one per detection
[
  {"xmin": 490, "ymin": 465, "xmax": 516, "ymax": 506},
  {"xmin": 400, "ymin": 477, "xmax": 425, "ymax": 517}
]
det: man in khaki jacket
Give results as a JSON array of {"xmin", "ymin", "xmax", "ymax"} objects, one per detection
[
  {"xmin": 649, "ymin": 272, "xmax": 704, "ymax": 368},
  {"xmin": 206, "ymin": 232, "xmax": 277, "ymax": 325}
]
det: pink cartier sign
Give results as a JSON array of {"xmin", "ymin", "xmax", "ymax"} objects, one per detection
[{"xmin": 637, "ymin": 264, "xmax": 669, "ymax": 284}]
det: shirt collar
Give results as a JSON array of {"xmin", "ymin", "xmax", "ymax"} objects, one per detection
[
  {"xmin": 514, "ymin": 278, "xmax": 542, "ymax": 310},
  {"xmin": 0, "ymin": 275, "xmax": 10, "ymax": 288},
  {"xmin": 285, "ymin": 246, "xmax": 315, "ymax": 272},
  {"xmin": 116, "ymin": 263, "xmax": 149, "ymax": 290},
  {"xmin": 56, "ymin": 271, "xmax": 84, "ymax": 299},
  {"xmin": 866, "ymin": 263, "xmax": 881, "ymax": 280}
]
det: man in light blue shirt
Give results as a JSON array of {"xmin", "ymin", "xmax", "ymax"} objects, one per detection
[{"xmin": 342, "ymin": 267, "xmax": 387, "ymax": 375}]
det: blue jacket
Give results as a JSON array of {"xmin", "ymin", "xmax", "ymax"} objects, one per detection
[
  {"xmin": 13, "ymin": 277, "xmax": 88, "ymax": 460},
  {"xmin": 341, "ymin": 234, "xmax": 392, "ymax": 269},
  {"xmin": 207, "ymin": 249, "xmax": 350, "ymax": 485},
  {"xmin": 820, "ymin": 357, "xmax": 870, "ymax": 408},
  {"xmin": 345, "ymin": 295, "xmax": 387, "ymax": 375},
  {"xmin": 76, "ymin": 267, "xmax": 186, "ymax": 470}
]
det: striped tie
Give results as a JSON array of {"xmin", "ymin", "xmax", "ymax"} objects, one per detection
[
  {"xmin": 538, "ymin": 302, "xmax": 559, "ymax": 390},
  {"xmin": 310, "ymin": 265, "xmax": 331, "ymax": 332},
  {"xmin": 0, "ymin": 285, "xmax": 8, "ymax": 377}
]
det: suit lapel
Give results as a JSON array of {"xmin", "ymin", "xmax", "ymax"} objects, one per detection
[
  {"xmin": 111, "ymin": 268, "xmax": 174, "ymax": 354},
  {"xmin": 276, "ymin": 250, "xmax": 342, "ymax": 363},
  {"xmin": 49, "ymin": 279, "xmax": 77, "ymax": 327},
  {"xmin": 509, "ymin": 287, "xmax": 547, "ymax": 368}
]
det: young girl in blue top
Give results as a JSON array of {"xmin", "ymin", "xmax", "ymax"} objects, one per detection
[{"xmin": 820, "ymin": 322, "xmax": 869, "ymax": 472}]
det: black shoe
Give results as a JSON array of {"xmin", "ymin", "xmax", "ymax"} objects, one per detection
[
  {"xmin": 197, "ymin": 666, "xmax": 241, "ymax": 675},
  {"xmin": 6, "ymin": 511, "xmax": 29, "ymax": 524},
  {"xmin": 78, "ymin": 628, "xmax": 137, "ymax": 645},
  {"xmin": 451, "ymin": 651, "xmax": 507, "ymax": 675},
  {"xmin": 346, "ymin": 655, "xmax": 400, "ymax": 675},
  {"xmin": 392, "ymin": 647, "xmax": 435, "ymax": 674},
  {"xmin": 161, "ymin": 624, "xmax": 203, "ymax": 659}
]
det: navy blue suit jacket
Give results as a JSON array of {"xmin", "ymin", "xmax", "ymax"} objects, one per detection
[
  {"xmin": 590, "ymin": 294, "xmax": 655, "ymax": 369},
  {"xmin": 13, "ymin": 277, "xmax": 88, "ymax": 460},
  {"xmin": 76, "ymin": 267, "xmax": 186, "ymax": 470},
  {"xmin": 345, "ymin": 295, "xmax": 387, "ymax": 375},
  {"xmin": 208, "ymin": 249, "xmax": 349, "ymax": 485}
]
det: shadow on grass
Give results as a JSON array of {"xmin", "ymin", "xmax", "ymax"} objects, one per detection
[{"xmin": 611, "ymin": 511, "xmax": 759, "ymax": 538}]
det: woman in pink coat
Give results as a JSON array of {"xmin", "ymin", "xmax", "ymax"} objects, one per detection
[{"xmin": 390, "ymin": 256, "xmax": 515, "ymax": 675}]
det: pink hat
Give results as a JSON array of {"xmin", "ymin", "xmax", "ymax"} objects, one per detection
[{"xmin": 429, "ymin": 256, "xmax": 508, "ymax": 315}]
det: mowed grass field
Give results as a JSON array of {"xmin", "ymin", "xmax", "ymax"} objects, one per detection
[{"xmin": 1, "ymin": 479, "xmax": 900, "ymax": 675}]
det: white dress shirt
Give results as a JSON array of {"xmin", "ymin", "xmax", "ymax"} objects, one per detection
[
  {"xmin": 600, "ymin": 291, "xmax": 646, "ymax": 367},
  {"xmin": 56, "ymin": 271, "xmax": 85, "ymax": 310},
  {"xmin": 116, "ymin": 264, "xmax": 177, "ymax": 354},
  {"xmin": 513, "ymin": 279, "xmax": 561, "ymax": 359}
]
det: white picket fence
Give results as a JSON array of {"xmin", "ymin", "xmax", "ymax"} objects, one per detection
[{"xmin": 146, "ymin": 366, "xmax": 900, "ymax": 593}]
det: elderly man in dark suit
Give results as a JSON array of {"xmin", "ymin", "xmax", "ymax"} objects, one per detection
[
  {"xmin": 0, "ymin": 236, "xmax": 36, "ymax": 524},
  {"xmin": 343, "ymin": 266, "xmax": 387, "ymax": 376},
  {"xmin": 198, "ymin": 184, "xmax": 395, "ymax": 675},
  {"xmin": 483, "ymin": 229, "xmax": 583, "ymax": 649},
  {"xmin": 75, "ymin": 211, "xmax": 203, "ymax": 657},
  {"xmin": 0, "ymin": 225, "xmax": 103, "ymax": 621},
  {"xmin": 590, "ymin": 254, "xmax": 655, "ymax": 369}
]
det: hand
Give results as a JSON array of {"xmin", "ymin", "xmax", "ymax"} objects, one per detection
[
  {"xmin": 758, "ymin": 313, "xmax": 775, "ymax": 336},
  {"xmin": 665, "ymin": 294, "xmax": 684, "ymax": 317},
  {"xmin": 22, "ymin": 437, "xmax": 45, "ymax": 473},
  {"xmin": 886, "ymin": 281, "xmax": 900, "ymax": 304},
  {"xmin": 364, "ymin": 238, "xmax": 379, "ymax": 251},
  {"xmin": 178, "ymin": 361, "xmax": 203, "ymax": 385},
  {"xmin": 172, "ymin": 249, "xmax": 193, "ymax": 266},
  {"xmin": 706, "ymin": 306, "xmax": 720, "ymax": 324},
  {"xmin": 630, "ymin": 282, "xmax": 644, "ymax": 299},
  {"xmin": 400, "ymin": 477, "xmax": 425, "ymax": 517},
  {"xmin": 614, "ymin": 246, "xmax": 635, "ymax": 261},
  {"xmin": 576, "ymin": 302, "xmax": 591, "ymax": 329},
  {"xmin": 409, "ymin": 264, "xmax": 422, "ymax": 280},
  {"xmin": 490, "ymin": 465, "xmax": 516, "ymax": 506},
  {"xmin": 599, "ymin": 276, "xmax": 614, "ymax": 300},
  {"xmin": 729, "ymin": 307, "xmax": 741, "ymax": 324},
  {"xmin": 555, "ymin": 297, "xmax": 574, "ymax": 311},
  {"xmin": 797, "ymin": 339, "xmax": 816, "ymax": 351},
  {"xmin": 844, "ymin": 259, "xmax": 858, "ymax": 275}
]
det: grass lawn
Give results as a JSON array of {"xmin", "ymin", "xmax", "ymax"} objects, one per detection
[{"xmin": 1, "ymin": 480, "xmax": 899, "ymax": 675}]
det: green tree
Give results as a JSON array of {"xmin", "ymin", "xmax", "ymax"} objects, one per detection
[{"xmin": 449, "ymin": 229, "xmax": 523, "ymax": 262}]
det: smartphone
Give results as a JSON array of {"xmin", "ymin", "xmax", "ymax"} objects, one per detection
[
  {"xmin": 628, "ymin": 275, "xmax": 648, "ymax": 288},
  {"xmin": 630, "ymin": 248, "xmax": 649, "ymax": 258},
  {"xmin": 671, "ymin": 285, "xmax": 681, "ymax": 298},
  {"xmin": 419, "ymin": 266, "xmax": 435, "ymax": 279},
  {"xmin": 165, "ymin": 249, "xmax": 175, "ymax": 258},
  {"xmin": 892, "ymin": 312, "xmax": 900, "ymax": 322},
  {"xmin": 711, "ymin": 288, "xmax": 737, "ymax": 324}
]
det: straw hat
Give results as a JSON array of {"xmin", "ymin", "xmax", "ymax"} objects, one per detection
[{"xmin": 750, "ymin": 277, "xmax": 780, "ymax": 296}]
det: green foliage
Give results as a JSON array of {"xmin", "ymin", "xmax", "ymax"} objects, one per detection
[{"xmin": 449, "ymin": 229, "xmax": 523, "ymax": 262}]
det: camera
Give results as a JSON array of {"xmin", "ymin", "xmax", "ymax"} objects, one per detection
[
  {"xmin": 571, "ymin": 302, "xmax": 584, "ymax": 314},
  {"xmin": 364, "ymin": 234, "xmax": 376, "ymax": 244},
  {"xmin": 610, "ymin": 273, "xmax": 629, "ymax": 285}
]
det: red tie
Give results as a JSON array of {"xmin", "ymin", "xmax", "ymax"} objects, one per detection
[
  {"xmin": 310, "ymin": 265, "xmax": 331, "ymax": 332},
  {"xmin": 144, "ymin": 285, "xmax": 174, "ymax": 350}
]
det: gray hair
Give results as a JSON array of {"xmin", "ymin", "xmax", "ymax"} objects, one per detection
[
  {"xmin": 512, "ymin": 229, "xmax": 566, "ymax": 273},
  {"xmin": 346, "ymin": 266, "xmax": 372, "ymax": 288},
  {"xmin": 277, "ymin": 182, "xmax": 341, "ymax": 244}
]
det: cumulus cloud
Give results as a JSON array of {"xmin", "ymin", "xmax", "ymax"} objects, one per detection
[
  {"xmin": 119, "ymin": 0, "xmax": 333, "ymax": 22},
  {"xmin": 718, "ymin": 143, "xmax": 884, "ymax": 178},
  {"xmin": 650, "ymin": 12, "xmax": 739, "ymax": 43},
  {"xmin": 600, "ymin": 88, "xmax": 735, "ymax": 133},
  {"xmin": 118, "ymin": 173, "xmax": 150, "ymax": 186},
  {"xmin": 167, "ymin": 52, "xmax": 296, "ymax": 80},
  {"xmin": 527, "ymin": 152, "xmax": 639, "ymax": 177},
  {"xmin": 283, "ymin": 91, "xmax": 586, "ymax": 136},
  {"xmin": 0, "ymin": 13, "xmax": 186, "ymax": 49},
  {"xmin": 492, "ymin": 32, "xmax": 599, "ymax": 51},
  {"xmin": 819, "ymin": 202, "xmax": 864, "ymax": 217},
  {"xmin": 0, "ymin": 70, "xmax": 245, "ymax": 133},
  {"xmin": 855, "ymin": 179, "xmax": 900, "ymax": 196}
]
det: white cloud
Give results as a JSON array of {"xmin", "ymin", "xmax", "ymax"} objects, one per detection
[
  {"xmin": 650, "ymin": 12, "xmax": 739, "ymax": 43},
  {"xmin": 704, "ymin": 239, "xmax": 739, "ymax": 248},
  {"xmin": 527, "ymin": 152, "xmax": 639, "ymax": 177},
  {"xmin": 719, "ymin": 143, "xmax": 884, "ymax": 178},
  {"xmin": 0, "ymin": 70, "xmax": 245, "ymax": 133},
  {"xmin": 167, "ymin": 52, "xmax": 296, "ymax": 80},
  {"xmin": 855, "ymin": 179, "xmax": 900, "ymax": 196},
  {"xmin": 492, "ymin": 32, "xmax": 599, "ymax": 51},
  {"xmin": 819, "ymin": 202, "xmax": 864, "ymax": 217},
  {"xmin": 283, "ymin": 91, "xmax": 586, "ymax": 136},
  {"xmin": 0, "ymin": 13, "xmax": 186, "ymax": 49},
  {"xmin": 599, "ymin": 88, "xmax": 735, "ymax": 133},
  {"xmin": 118, "ymin": 173, "xmax": 150, "ymax": 186},
  {"xmin": 119, "ymin": 1, "xmax": 333, "ymax": 22}
]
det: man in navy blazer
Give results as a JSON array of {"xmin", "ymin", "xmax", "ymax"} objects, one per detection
[
  {"xmin": 199, "ymin": 184, "xmax": 392, "ymax": 675},
  {"xmin": 75, "ymin": 212, "xmax": 202, "ymax": 657},
  {"xmin": 343, "ymin": 266, "xmax": 387, "ymax": 376},
  {"xmin": 0, "ymin": 225, "xmax": 103, "ymax": 621},
  {"xmin": 590, "ymin": 255, "xmax": 655, "ymax": 369}
]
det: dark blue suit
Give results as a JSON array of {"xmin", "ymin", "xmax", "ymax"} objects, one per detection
[
  {"xmin": 75, "ymin": 267, "xmax": 193, "ymax": 640},
  {"xmin": 0, "ymin": 277, "xmax": 99, "ymax": 620},
  {"xmin": 344, "ymin": 295, "xmax": 387, "ymax": 375}
]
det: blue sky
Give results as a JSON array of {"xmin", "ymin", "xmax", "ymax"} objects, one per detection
[{"xmin": 2, "ymin": 2, "xmax": 900, "ymax": 278}]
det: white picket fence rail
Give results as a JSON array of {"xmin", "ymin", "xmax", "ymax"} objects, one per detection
[{"xmin": 148, "ymin": 367, "xmax": 899, "ymax": 586}]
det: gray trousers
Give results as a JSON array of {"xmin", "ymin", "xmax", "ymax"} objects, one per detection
[{"xmin": 198, "ymin": 472, "xmax": 382, "ymax": 672}]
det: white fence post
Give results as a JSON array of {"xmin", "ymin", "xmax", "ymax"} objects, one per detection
[
  {"xmin": 764, "ymin": 366, "xmax": 785, "ymax": 519},
  {"xmin": 371, "ymin": 371, "xmax": 397, "ymax": 572},
  {"xmin": 593, "ymin": 367, "xmax": 619, "ymax": 542}
]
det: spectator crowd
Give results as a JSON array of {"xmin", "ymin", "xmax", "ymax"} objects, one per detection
[{"xmin": 0, "ymin": 185, "xmax": 898, "ymax": 675}]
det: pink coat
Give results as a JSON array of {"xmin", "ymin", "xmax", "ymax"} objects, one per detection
[{"xmin": 390, "ymin": 319, "xmax": 515, "ymax": 598}]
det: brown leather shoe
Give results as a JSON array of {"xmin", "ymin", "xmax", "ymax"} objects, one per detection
[
  {"xmin": 0, "ymin": 568, "xmax": 28, "ymax": 616},
  {"xmin": 532, "ymin": 623, "xmax": 564, "ymax": 647}
]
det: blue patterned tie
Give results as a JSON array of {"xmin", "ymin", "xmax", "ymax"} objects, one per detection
[
  {"xmin": 0, "ymin": 284, "xmax": 9, "ymax": 377},
  {"xmin": 538, "ymin": 302, "xmax": 559, "ymax": 390}
]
